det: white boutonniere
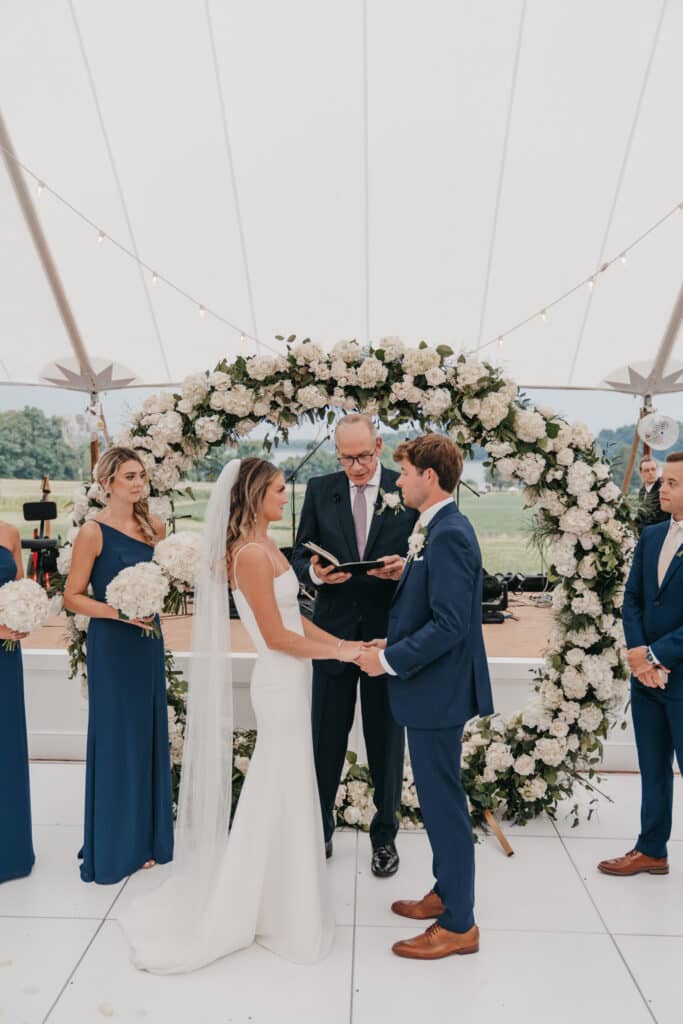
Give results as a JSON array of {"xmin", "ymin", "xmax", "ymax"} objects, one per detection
[
  {"xmin": 407, "ymin": 525, "xmax": 427, "ymax": 561},
  {"xmin": 376, "ymin": 488, "xmax": 404, "ymax": 516}
]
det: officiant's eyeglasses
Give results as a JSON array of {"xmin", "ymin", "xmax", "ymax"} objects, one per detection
[{"xmin": 337, "ymin": 451, "xmax": 375, "ymax": 468}]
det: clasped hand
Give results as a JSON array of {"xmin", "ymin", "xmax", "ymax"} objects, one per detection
[{"xmin": 627, "ymin": 645, "xmax": 669, "ymax": 689}]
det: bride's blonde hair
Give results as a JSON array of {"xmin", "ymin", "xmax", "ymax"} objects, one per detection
[
  {"xmin": 96, "ymin": 446, "xmax": 157, "ymax": 544},
  {"xmin": 226, "ymin": 458, "xmax": 279, "ymax": 565}
]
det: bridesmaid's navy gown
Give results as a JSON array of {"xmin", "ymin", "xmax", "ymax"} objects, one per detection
[
  {"xmin": 79, "ymin": 523, "xmax": 174, "ymax": 884},
  {"xmin": 0, "ymin": 544, "xmax": 35, "ymax": 883}
]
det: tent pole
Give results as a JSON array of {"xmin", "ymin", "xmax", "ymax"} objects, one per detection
[
  {"xmin": 643, "ymin": 281, "xmax": 683, "ymax": 394},
  {"xmin": 0, "ymin": 109, "xmax": 97, "ymax": 392}
]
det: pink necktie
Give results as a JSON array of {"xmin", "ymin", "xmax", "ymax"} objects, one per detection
[{"xmin": 353, "ymin": 485, "xmax": 367, "ymax": 558}]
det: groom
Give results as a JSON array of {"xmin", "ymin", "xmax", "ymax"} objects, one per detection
[{"xmin": 358, "ymin": 434, "xmax": 494, "ymax": 959}]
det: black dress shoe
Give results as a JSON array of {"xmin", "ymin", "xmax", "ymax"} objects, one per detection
[
  {"xmin": 371, "ymin": 842, "xmax": 399, "ymax": 878},
  {"xmin": 325, "ymin": 839, "xmax": 333, "ymax": 860}
]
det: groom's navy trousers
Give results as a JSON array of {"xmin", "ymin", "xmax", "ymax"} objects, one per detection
[{"xmin": 385, "ymin": 502, "xmax": 493, "ymax": 934}]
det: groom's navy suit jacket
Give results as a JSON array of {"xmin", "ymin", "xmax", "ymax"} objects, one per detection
[
  {"xmin": 385, "ymin": 502, "xmax": 494, "ymax": 728},
  {"xmin": 623, "ymin": 520, "xmax": 683, "ymax": 686},
  {"xmin": 291, "ymin": 466, "xmax": 418, "ymax": 670}
]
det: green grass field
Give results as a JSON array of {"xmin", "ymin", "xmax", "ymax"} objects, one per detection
[{"xmin": 0, "ymin": 479, "xmax": 543, "ymax": 575}]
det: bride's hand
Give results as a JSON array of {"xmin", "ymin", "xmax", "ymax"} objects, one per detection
[
  {"xmin": 362, "ymin": 638, "xmax": 387, "ymax": 650},
  {"xmin": 337, "ymin": 640, "xmax": 363, "ymax": 663}
]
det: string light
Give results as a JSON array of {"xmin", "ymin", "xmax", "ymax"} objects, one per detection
[{"xmin": 0, "ymin": 140, "xmax": 678, "ymax": 362}]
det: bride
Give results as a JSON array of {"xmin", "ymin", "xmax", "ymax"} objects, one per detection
[{"xmin": 120, "ymin": 458, "xmax": 363, "ymax": 972}]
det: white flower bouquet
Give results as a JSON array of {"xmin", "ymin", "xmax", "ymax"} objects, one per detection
[
  {"xmin": 105, "ymin": 561, "xmax": 169, "ymax": 637},
  {"xmin": 153, "ymin": 532, "xmax": 202, "ymax": 614},
  {"xmin": 0, "ymin": 578, "xmax": 50, "ymax": 650}
]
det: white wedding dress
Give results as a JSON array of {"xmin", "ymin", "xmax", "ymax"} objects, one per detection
[{"xmin": 119, "ymin": 550, "xmax": 335, "ymax": 973}]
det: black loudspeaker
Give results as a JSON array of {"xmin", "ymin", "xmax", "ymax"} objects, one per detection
[
  {"xmin": 23, "ymin": 501, "xmax": 57, "ymax": 522},
  {"xmin": 481, "ymin": 572, "xmax": 508, "ymax": 624}
]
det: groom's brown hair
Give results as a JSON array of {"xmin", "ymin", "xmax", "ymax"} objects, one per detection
[{"xmin": 393, "ymin": 434, "xmax": 463, "ymax": 493}]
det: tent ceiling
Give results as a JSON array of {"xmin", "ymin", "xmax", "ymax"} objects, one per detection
[{"xmin": 0, "ymin": 0, "xmax": 681, "ymax": 391}]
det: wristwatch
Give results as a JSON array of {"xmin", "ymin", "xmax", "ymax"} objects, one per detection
[{"xmin": 645, "ymin": 648, "xmax": 658, "ymax": 666}]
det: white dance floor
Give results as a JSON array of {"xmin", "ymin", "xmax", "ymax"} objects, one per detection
[{"xmin": 2, "ymin": 765, "xmax": 683, "ymax": 1024}]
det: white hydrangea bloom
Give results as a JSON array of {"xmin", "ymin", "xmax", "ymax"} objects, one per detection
[
  {"xmin": 566, "ymin": 462, "xmax": 595, "ymax": 497},
  {"xmin": 357, "ymin": 357, "xmax": 388, "ymax": 387},
  {"xmin": 479, "ymin": 392, "xmax": 510, "ymax": 430},
  {"xmin": 534, "ymin": 737, "xmax": 566, "ymax": 767},
  {"xmin": 578, "ymin": 704, "xmax": 604, "ymax": 732},
  {"xmin": 181, "ymin": 373, "xmax": 209, "ymax": 407},
  {"xmin": 514, "ymin": 754, "xmax": 537, "ymax": 777},
  {"xmin": 561, "ymin": 666, "xmax": 589, "ymax": 699},
  {"xmin": 521, "ymin": 776, "xmax": 548, "ymax": 801},
  {"xmin": 559, "ymin": 507, "xmax": 593, "ymax": 536},
  {"xmin": 456, "ymin": 359, "xmax": 487, "ymax": 387},
  {"xmin": 514, "ymin": 409, "xmax": 547, "ymax": 443}
]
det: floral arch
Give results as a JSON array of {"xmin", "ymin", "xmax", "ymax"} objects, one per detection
[{"xmin": 62, "ymin": 337, "xmax": 633, "ymax": 828}]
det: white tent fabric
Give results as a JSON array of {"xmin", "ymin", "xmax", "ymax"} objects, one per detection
[{"xmin": 0, "ymin": 0, "xmax": 681, "ymax": 390}]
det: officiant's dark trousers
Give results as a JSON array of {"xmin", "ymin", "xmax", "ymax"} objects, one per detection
[
  {"xmin": 407, "ymin": 725, "xmax": 475, "ymax": 934},
  {"xmin": 312, "ymin": 663, "xmax": 404, "ymax": 847}
]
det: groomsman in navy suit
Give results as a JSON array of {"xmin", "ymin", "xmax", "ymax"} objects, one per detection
[
  {"xmin": 358, "ymin": 434, "xmax": 494, "ymax": 959},
  {"xmin": 292, "ymin": 414, "xmax": 417, "ymax": 877},
  {"xmin": 599, "ymin": 452, "xmax": 683, "ymax": 877}
]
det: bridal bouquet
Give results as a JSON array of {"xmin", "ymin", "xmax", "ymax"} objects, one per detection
[
  {"xmin": 153, "ymin": 532, "xmax": 202, "ymax": 615},
  {"xmin": 0, "ymin": 578, "xmax": 50, "ymax": 650},
  {"xmin": 105, "ymin": 562, "xmax": 169, "ymax": 638}
]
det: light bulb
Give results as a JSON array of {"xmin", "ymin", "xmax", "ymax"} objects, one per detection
[
  {"xmin": 97, "ymin": 231, "xmax": 105, "ymax": 244},
  {"xmin": 37, "ymin": 181, "xmax": 45, "ymax": 196},
  {"xmin": 540, "ymin": 310, "xmax": 547, "ymax": 322},
  {"xmin": 497, "ymin": 336, "xmax": 504, "ymax": 349},
  {"xmin": 198, "ymin": 305, "xmax": 205, "ymax": 319},
  {"xmin": 620, "ymin": 253, "xmax": 627, "ymax": 265},
  {"xmin": 240, "ymin": 333, "xmax": 246, "ymax": 344},
  {"xmin": 151, "ymin": 271, "xmax": 159, "ymax": 286},
  {"xmin": 587, "ymin": 277, "xmax": 595, "ymax": 290}
]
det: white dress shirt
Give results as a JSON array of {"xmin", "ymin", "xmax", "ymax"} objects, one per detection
[
  {"xmin": 309, "ymin": 462, "xmax": 382, "ymax": 586},
  {"xmin": 379, "ymin": 498, "xmax": 456, "ymax": 676}
]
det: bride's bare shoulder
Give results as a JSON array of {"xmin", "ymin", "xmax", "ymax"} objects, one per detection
[{"xmin": 228, "ymin": 542, "xmax": 272, "ymax": 589}]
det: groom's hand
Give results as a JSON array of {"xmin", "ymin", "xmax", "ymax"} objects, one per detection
[
  {"xmin": 367, "ymin": 555, "xmax": 405, "ymax": 581},
  {"xmin": 357, "ymin": 646, "xmax": 386, "ymax": 677},
  {"xmin": 363, "ymin": 638, "xmax": 387, "ymax": 650}
]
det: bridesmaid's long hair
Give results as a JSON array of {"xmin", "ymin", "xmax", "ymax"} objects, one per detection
[
  {"xmin": 226, "ymin": 458, "xmax": 279, "ymax": 567},
  {"xmin": 96, "ymin": 446, "xmax": 157, "ymax": 545}
]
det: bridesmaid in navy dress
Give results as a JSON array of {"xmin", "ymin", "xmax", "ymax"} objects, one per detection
[
  {"xmin": 0, "ymin": 521, "xmax": 35, "ymax": 883},
  {"xmin": 65, "ymin": 447, "xmax": 174, "ymax": 884}
]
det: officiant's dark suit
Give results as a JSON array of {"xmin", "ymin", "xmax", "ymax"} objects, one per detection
[{"xmin": 292, "ymin": 433, "xmax": 417, "ymax": 870}]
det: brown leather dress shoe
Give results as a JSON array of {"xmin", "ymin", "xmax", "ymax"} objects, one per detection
[
  {"xmin": 391, "ymin": 890, "xmax": 445, "ymax": 920},
  {"xmin": 598, "ymin": 848, "xmax": 669, "ymax": 876},
  {"xmin": 392, "ymin": 922, "xmax": 480, "ymax": 960}
]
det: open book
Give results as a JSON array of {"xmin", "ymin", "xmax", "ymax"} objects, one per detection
[{"xmin": 303, "ymin": 541, "xmax": 385, "ymax": 576}]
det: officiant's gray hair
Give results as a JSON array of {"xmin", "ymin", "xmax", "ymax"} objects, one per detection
[{"xmin": 335, "ymin": 413, "xmax": 377, "ymax": 442}]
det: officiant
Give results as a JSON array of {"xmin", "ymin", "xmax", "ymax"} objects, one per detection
[{"xmin": 292, "ymin": 414, "xmax": 417, "ymax": 877}]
